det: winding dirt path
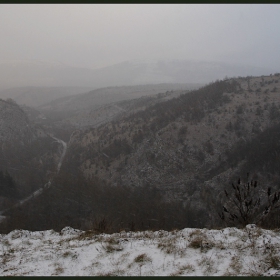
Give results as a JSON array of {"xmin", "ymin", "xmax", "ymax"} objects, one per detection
[{"xmin": 0, "ymin": 136, "xmax": 67, "ymax": 221}]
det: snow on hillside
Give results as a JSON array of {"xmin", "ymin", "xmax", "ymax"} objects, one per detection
[{"xmin": 0, "ymin": 225, "xmax": 280, "ymax": 276}]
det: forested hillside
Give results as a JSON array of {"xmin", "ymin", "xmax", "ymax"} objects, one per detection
[
  {"xmin": 0, "ymin": 99, "xmax": 62, "ymax": 210},
  {"xmin": 1, "ymin": 74, "xmax": 280, "ymax": 233}
]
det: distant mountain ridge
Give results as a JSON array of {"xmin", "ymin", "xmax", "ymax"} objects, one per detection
[
  {"xmin": 0, "ymin": 86, "xmax": 93, "ymax": 107},
  {"xmin": 38, "ymin": 83, "xmax": 201, "ymax": 118},
  {"xmin": 0, "ymin": 59, "xmax": 276, "ymax": 91}
]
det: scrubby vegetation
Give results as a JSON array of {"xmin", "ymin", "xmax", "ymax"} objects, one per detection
[
  {"xmin": 1, "ymin": 74, "xmax": 280, "ymax": 233},
  {"xmin": 219, "ymin": 175, "xmax": 280, "ymax": 228}
]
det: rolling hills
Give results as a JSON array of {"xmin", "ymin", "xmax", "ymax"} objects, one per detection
[
  {"xmin": 0, "ymin": 98, "xmax": 62, "ymax": 209},
  {"xmin": 1, "ymin": 73, "xmax": 280, "ymax": 233}
]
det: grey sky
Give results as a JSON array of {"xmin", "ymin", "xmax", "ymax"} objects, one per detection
[{"xmin": 0, "ymin": 4, "xmax": 279, "ymax": 70}]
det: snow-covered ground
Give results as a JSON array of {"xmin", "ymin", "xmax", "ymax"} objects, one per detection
[{"xmin": 0, "ymin": 224, "xmax": 280, "ymax": 276}]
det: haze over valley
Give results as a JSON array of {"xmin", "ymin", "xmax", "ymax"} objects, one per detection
[{"xmin": 1, "ymin": 4, "xmax": 280, "ymax": 276}]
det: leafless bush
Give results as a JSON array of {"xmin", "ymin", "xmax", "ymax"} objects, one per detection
[{"xmin": 219, "ymin": 174, "xmax": 280, "ymax": 227}]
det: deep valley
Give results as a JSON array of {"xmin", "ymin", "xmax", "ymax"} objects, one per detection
[{"xmin": 1, "ymin": 74, "xmax": 280, "ymax": 233}]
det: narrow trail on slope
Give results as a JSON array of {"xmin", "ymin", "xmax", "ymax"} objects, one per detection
[
  {"xmin": 51, "ymin": 136, "xmax": 67, "ymax": 173},
  {"xmin": 0, "ymin": 136, "xmax": 67, "ymax": 221}
]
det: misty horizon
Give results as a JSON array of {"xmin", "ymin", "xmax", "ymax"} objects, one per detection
[{"xmin": 0, "ymin": 4, "xmax": 279, "ymax": 71}]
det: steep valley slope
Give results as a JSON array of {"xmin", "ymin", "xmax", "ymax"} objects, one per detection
[
  {"xmin": 0, "ymin": 99, "xmax": 62, "ymax": 209},
  {"xmin": 63, "ymin": 74, "xmax": 280, "ymax": 227},
  {"xmin": 38, "ymin": 83, "xmax": 201, "ymax": 128},
  {"xmin": 2, "ymin": 74, "xmax": 280, "ymax": 232}
]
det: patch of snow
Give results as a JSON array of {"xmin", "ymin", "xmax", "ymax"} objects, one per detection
[{"xmin": 0, "ymin": 225, "xmax": 280, "ymax": 276}]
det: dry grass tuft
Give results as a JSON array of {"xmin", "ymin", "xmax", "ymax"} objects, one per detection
[
  {"xmin": 229, "ymin": 255, "xmax": 242, "ymax": 272},
  {"xmin": 53, "ymin": 264, "xmax": 64, "ymax": 275},
  {"xmin": 157, "ymin": 236, "xmax": 179, "ymax": 255},
  {"xmin": 78, "ymin": 230, "xmax": 97, "ymax": 240},
  {"xmin": 188, "ymin": 230, "xmax": 214, "ymax": 252},
  {"xmin": 100, "ymin": 238, "xmax": 123, "ymax": 253},
  {"xmin": 198, "ymin": 255, "xmax": 216, "ymax": 275},
  {"xmin": 189, "ymin": 236, "xmax": 203, "ymax": 249},
  {"xmin": 170, "ymin": 264, "xmax": 195, "ymax": 276},
  {"xmin": 134, "ymin": 253, "xmax": 152, "ymax": 263},
  {"xmin": 263, "ymin": 253, "xmax": 280, "ymax": 270}
]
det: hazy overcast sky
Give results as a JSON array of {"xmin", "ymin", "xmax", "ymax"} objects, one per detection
[{"xmin": 0, "ymin": 4, "xmax": 279, "ymax": 70}]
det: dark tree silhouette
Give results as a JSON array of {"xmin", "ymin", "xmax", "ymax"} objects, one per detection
[
  {"xmin": 219, "ymin": 173, "xmax": 280, "ymax": 227},
  {"xmin": 0, "ymin": 170, "xmax": 18, "ymax": 198}
]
